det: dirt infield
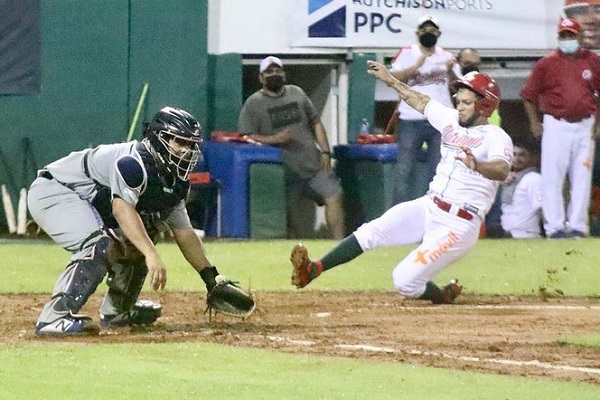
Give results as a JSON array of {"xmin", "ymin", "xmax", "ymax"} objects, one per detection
[{"xmin": 1, "ymin": 291, "xmax": 600, "ymax": 384}]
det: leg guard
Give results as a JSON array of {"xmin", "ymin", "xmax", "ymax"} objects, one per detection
[
  {"xmin": 100, "ymin": 258, "xmax": 148, "ymax": 316},
  {"xmin": 37, "ymin": 236, "xmax": 112, "ymax": 324},
  {"xmin": 98, "ymin": 236, "xmax": 161, "ymax": 326},
  {"xmin": 100, "ymin": 257, "xmax": 163, "ymax": 327}
]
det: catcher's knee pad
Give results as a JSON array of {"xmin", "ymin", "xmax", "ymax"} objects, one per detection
[
  {"xmin": 102, "ymin": 259, "xmax": 148, "ymax": 314},
  {"xmin": 51, "ymin": 236, "xmax": 113, "ymax": 313}
]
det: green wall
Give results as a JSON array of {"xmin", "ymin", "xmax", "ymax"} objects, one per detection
[
  {"xmin": 207, "ymin": 53, "xmax": 243, "ymax": 132},
  {"xmin": 128, "ymin": 1, "xmax": 209, "ymax": 137},
  {"xmin": 0, "ymin": 0, "xmax": 209, "ymax": 187},
  {"xmin": 347, "ymin": 52, "xmax": 376, "ymax": 142}
]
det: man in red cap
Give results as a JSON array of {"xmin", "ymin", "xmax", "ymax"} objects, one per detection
[
  {"xmin": 521, "ymin": 17, "xmax": 600, "ymax": 238},
  {"xmin": 564, "ymin": 1, "xmax": 600, "ymax": 48}
]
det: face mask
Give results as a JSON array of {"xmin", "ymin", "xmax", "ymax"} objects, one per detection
[
  {"xmin": 461, "ymin": 65, "xmax": 479, "ymax": 76},
  {"xmin": 558, "ymin": 39, "xmax": 579, "ymax": 54},
  {"xmin": 265, "ymin": 75, "xmax": 284, "ymax": 92},
  {"xmin": 419, "ymin": 32, "xmax": 438, "ymax": 48}
]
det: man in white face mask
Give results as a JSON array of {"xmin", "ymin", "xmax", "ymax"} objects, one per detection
[{"xmin": 521, "ymin": 17, "xmax": 600, "ymax": 238}]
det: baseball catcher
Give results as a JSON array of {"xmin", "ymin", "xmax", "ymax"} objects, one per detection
[{"xmin": 29, "ymin": 107, "xmax": 254, "ymax": 335}]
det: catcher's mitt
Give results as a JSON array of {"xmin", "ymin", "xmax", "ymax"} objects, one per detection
[{"xmin": 206, "ymin": 275, "xmax": 255, "ymax": 318}]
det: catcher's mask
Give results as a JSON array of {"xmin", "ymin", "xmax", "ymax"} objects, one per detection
[
  {"xmin": 144, "ymin": 106, "xmax": 203, "ymax": 181},
  {"xmin": 453, "ymin": 72, "xmax": 500, "ymax": 118}
]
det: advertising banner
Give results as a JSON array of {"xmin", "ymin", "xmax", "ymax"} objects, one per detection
[{"xmin": 287, "ymin": 0, "xmax": 558, "ymax": 49}]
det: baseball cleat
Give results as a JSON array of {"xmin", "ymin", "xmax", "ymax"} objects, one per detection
[
  {"xmin": 35, "ymin": 312, "xmax": 99, "ymax": 336},
  {"xmin": 441, "ymin": 279, "xmax": 463, "ymax": 304},
  {"xmin": 100, "ymin": 300, "xmax": 162, "ymax": 327},
  {"xmin": 548, "ymin": 230, "xmax": 569, "ymax": 239},
  {"xmin": 290, "ymin": 244, "xmax": 312, "ymax": 289}
]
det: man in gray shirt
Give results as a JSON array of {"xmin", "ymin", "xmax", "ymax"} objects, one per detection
[{"xmin": 238, "ymin": 56, "xmax": 344, "ymax": 239}]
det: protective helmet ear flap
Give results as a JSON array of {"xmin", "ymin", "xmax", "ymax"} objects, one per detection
[{"xmin": 474, "ymin": 98, "xmax": 498, "ymax": 118}]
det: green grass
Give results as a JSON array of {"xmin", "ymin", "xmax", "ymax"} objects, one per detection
[
  {"xmin": 0, "ymin": 342, "xmax": 598, "ymax": 400},
  {"xmin": 557, "ymin": 336, "xmax": 600, "ymax": 348},
  {"xmin": 2, "ymin": 238, "xmax": 600, "ymax": 399},
  {"xmin": 3, "ymin": 237, "xmax": 600, "ymax": 296}
]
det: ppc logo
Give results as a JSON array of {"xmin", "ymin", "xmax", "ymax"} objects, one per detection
[{"xmin": 308, "ymin": 0, "xmax": 346, "ymax": 38}]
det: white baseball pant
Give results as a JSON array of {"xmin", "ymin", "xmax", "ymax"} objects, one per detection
[
  {"xmin": 353, "ymin": 196, "xmax": 480, "ymax": 298},
  {"xmin": 541, "ymin": 114, "xmax": 595, "ymax": 235}
]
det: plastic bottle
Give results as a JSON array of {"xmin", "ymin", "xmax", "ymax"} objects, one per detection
[{"xmin": 359, "ymin": 118, "xmax": 370, "ymax": 134}]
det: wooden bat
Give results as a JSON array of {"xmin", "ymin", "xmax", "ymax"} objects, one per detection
[
  {"xmin": 17, "ymin": 188, "xmax": 27, "ymax": 235},
  {"xmin": 2, "ymin": 185, "xmax": 16, "ymax": 234},
  {"xmin": 0, "ymin": 144, "xmax": 17, "ymax": 234},
  {"xmin": 17, "ymin": 138, "xmax": 37, "ymax": 236},
  {"xmin": 127, "ymin": 83, "xmax": 149, "ymax": 142}
]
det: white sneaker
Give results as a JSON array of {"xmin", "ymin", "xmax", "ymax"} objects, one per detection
[{"xmin": 35, "ymin": 312, "xmax": 99, "ymax": 336}]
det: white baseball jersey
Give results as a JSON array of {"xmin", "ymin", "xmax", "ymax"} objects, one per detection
[
  {"xmin": 500, "ymin": 172, "xmax": 543, "ymax": 238},
  {"xmin": 390, "ymin": 44, "xmax": 455, "ymax": 120},
  {"xmin": 426, "ymin": 101, "xmax": 513, "ymax": 216},
  {"xmin": 354, "ymin": 99, "xmax": 513, "ymax": 299}
]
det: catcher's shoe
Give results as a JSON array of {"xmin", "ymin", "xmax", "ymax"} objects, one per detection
[
  {"xmin": 290, "ymin": 244, "xmax": 323, "ymax": 288},
  {"xmin": 100, "ymin": 300, "xmax": 162, "ymax": 327},
  {"xmin": 441, "ymin": 279, "xmax": 463, "ymax": 304},
  {"xmin": 35, "ymin": 312, "xmax": 99, "ymax": 336}
]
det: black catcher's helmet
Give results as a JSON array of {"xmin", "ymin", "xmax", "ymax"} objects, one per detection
[{"xmin": 144, "ymin": 106, "xmax": 203, "ymax": 181}]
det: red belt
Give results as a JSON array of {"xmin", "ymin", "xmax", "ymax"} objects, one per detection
[{"xmin": 433, "ymin": 197, "xmax": 473, "ymax": 221}]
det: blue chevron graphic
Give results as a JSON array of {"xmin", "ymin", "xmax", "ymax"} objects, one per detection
[
  {"xmin": 309, "ymin": 0, "xmax": 335, "ymax": 14},
  {"xmin": 308, "ymin": 5, "xmax": 346, "ymax": 38}
]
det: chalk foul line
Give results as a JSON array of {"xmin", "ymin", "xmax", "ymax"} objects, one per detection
[{"xmin": 267, "ymin": 336, "xmax": 600, "ymax": 375}]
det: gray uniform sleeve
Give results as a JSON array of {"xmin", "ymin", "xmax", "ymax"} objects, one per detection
[
  {"xmin": 112, "ymin": 155, "xmax": 146, "ymax": 205},
  {"xmin": 165, "ymin": 200, "xmax": 193, "ymax": 230},
  {"xmin": 85, "ymin": 142, "xmax": 145, "ymax": 206},
  {"xmin": 44, "ymin": 142, "xmax": 144, "ymax": 205}
]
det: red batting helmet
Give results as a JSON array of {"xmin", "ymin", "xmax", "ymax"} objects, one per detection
[{"xmin": 453, "ymin": 72, "xmax": 500, "ymax": 118}]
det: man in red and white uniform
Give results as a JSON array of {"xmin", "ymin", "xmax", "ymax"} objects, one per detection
[
  {"xmin": 521, "ymin": 17, "xmax": 600, "ymax": 238},
  {"xmin": 289, "ymin": 64, "xmax": 513, "ymax": 305}
]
